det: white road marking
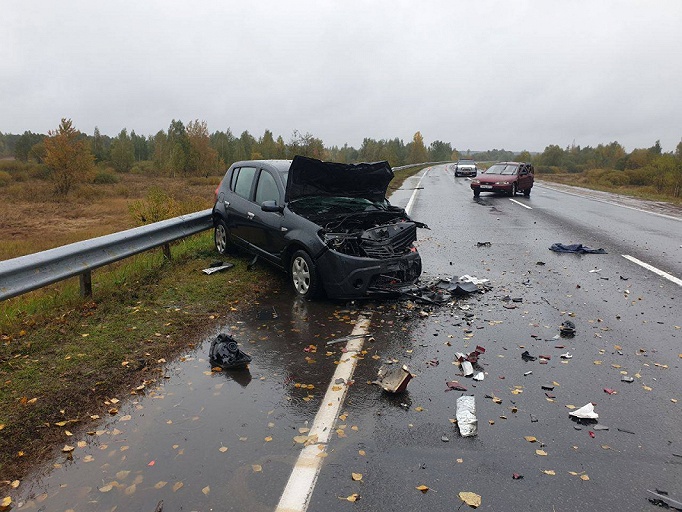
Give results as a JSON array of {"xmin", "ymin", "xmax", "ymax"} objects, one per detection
[
  {"xmin": 622, "ymin": 255, "xmax": 682, "ymax": 286},
  {"xmin": 537, "ymin": 183, "xmax": 682, "ymax": 221},
  {"xmin": 275, "ymin": 314, "xmax": 372, "ymax": 512},
  {"xmin": 405, "ymin": 168, "xmax": 430, "ymax": 215},
  {"xmin": 509, "ymin": 198, "xmax": 532, "ymax": 209}
]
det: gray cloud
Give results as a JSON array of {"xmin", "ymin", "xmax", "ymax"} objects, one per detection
[{"xmin": 3, "ymin": 0, "xmax": 681, "ymax": 152}]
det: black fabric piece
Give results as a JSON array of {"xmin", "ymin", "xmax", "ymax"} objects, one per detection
[
  {"xmin": 209, "ymin": 333, "xmax": 252, "ymax": 369},
  {"xmin": 549, "ymin": 243, "xmax": 607, "ymax": 254}
]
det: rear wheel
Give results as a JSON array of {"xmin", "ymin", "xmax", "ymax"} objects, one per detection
[
  {"xmin": 291, "ymin": 250, "xmax": 321, "ymax": 300},
  {"xmin": 214, "ymin": 219, "xmax": 233, "ymax": 255}
]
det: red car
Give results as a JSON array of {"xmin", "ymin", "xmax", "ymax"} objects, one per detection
[{"xmin": 470, "ymin": 162, "xmax": 534, "ymax": 197}]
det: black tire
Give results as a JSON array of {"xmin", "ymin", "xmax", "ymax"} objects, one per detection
[
  {"xmin": 509, "ymin": 183, "xmax": 517, "ymax": 196},
  {"xmin": 523, "ymin": 187, "xmax": 531, "ymax": 197},
  {"xmin": 473, "ymin": 189, "xmax": 480, "ymax": 198},
  {"xmin": 214, "ymin": 219, "xmax": 232, "ymax": 255},
  {"xmin": 290, "ymin": 250, "xmax": 321, "ymax": 300}
]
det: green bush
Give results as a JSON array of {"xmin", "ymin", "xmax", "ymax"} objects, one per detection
[
  {"xmin": 0, "ymin": 170, "xmax": 11, "ymax": 186},
  {"xmin": 128, "ymin": 187, "xmax": 180, "ymax": 225},
  {"xmin": 598, "ymin": 171, "xmax": 630, "ymax": 187},
  {"xmin": 93, "ymin": 170, "xmax": 121, "ymax": 184}
]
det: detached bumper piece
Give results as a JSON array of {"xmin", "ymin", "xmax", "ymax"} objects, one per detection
[{"xmin": 209, "ymin": 333, "xmax": 252, "ymax": 369}]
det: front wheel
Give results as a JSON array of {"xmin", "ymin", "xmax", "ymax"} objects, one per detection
[
  {"xmin": 290, "ymin": 250, "xmax": 321, "ymax": 300},
  {"xmin": 509, "ymin": 183, "xmax": 517, "ymax": 196},
  {"xmin": 473, "ymin": 189, "xmax": 480, "ymax": 198},
  {"xmin": 523, "ymin": 188, "xmax": 531, "ymax": 197}
]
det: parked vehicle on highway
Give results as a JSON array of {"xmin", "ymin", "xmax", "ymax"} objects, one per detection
[
  {"xmin": 470, "ymin": 161, "xmax": 534, "ymax": 197},
  {"xmin": 212, "ymin": 156, "xmax": 425, "ymax": 300},
  {"xmin": 453, "ymin": 159, "xmax": 477, "ymax": 177}
]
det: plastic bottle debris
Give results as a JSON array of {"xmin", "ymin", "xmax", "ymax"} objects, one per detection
[
  {"xmin": 374, "ymin": 364, "xmax": 414, "ymax": 393},
  {"xmin": 569, "ymin": 402, "xmax": 599, "ymax": 420},
  {"xmin": 456, "ymin": 395, "xmax": 478, "ymax": 437},
  {"xmin": 209, "ymin": 333, "xmax": 252, "ymax": 369}
]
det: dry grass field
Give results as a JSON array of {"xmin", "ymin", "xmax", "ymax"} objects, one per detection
[{"xmin": 0, "ymin": 173, "xmax": 218, "ymax": 260}]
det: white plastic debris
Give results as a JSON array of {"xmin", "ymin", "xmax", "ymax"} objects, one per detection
[
  {"xmin": 569, "ymin": 402, "xmax": 599, "ymax": 420},
  {"xmin": 456, "ymin": 395, "xmax": 478, "ymax": 437},
  {"xmin": 473, "ymin": 371, "xmax": 485, "ymax": 381},
  {"xmin": 461, "ymin": 360, "xmax": 474, "ymax": 377},
  {"xmin": 560, "ymin": 352, "xmax": 573, "ymax": 359},
  {"xmin": 459, "ymin": 274, "xmax": 490, "ymax": 285}
]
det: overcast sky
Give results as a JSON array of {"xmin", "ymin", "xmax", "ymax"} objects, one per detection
[{"xmin": 3, "ymin": 1, "xmax": 681, "ymax": 153}]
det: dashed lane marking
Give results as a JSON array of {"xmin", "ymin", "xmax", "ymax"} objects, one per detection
[
  {"xmin": 509, "ymin": 198, "xmax": 533, "ymax": 209},
  {"xmin": 622, "ymin": 255, "xmax": 682, "ymax": 287}
]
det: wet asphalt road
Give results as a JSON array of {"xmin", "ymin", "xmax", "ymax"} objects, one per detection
[{"xmin": 10, "ymin": 165, "xmax": 682, "ymax": 511}]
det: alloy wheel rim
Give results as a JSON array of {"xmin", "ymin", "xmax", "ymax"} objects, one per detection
[{"xmin": 292, "ymin": 256, "xmax": 310, "ymax": 294}]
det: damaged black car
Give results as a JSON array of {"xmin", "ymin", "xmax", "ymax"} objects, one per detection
[{"xmin": 212, "ymin": 155, "xmax": 426, "ymax": 299}]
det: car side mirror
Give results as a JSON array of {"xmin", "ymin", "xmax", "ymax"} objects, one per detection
[{"xmin": 261, "ymin": 201, "xmax": 283, "ymax": 213}]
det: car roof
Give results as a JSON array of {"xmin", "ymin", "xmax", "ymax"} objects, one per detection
[{"xmin": 231, "ymin": 159, "xmax": 292, "ymax": 172}]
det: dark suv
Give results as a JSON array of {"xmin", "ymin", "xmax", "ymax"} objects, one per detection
[
  {"xmin": 470, "ymin": 161, "xmax": 534, "ymax": 197},
  {"xmin": 212, "ymin": 156, "xmax": 424, "ymax": 300}
]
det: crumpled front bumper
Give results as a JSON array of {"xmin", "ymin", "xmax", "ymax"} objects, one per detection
[{"xmin": 315, "ymin": 248, "xmax": 422, "ymax": 299}]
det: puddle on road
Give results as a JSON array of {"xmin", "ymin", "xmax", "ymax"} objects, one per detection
[{"xmin": 10, "ymin": 296, "xmax": 364, "ymax": 511}]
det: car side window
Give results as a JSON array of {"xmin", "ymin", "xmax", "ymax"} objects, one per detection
[
  {"xmin": 255, "ymin": 170, "xmax": 279, "ymax": 205},
  {"xmin": 233, "ymin": 167, "xmax": 257, "ymax": 199}
]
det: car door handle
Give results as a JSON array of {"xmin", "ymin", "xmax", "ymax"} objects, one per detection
[
  {"xmin": 223, "ymin": 201, "xmax": 230, "ymax": 208},
  {"xmin": 247, "ymin": 212, "xmax": 255, "ymax": 220}
]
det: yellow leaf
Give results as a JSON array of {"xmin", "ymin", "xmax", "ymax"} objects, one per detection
[
  {"xmin": 565, "ymin": 404, "xmax": 576, "ymax": 410},
  {"xmin": 0, "ymin": 424, "xmax": 4, "ymax": 430},
  {"xmin": 264, "ymin": 436, "xmax": 273, "ymax": 442},
  {"xmin": 459, "ymin": 491, "xmax": 481, "ymax": 507},
  {"xmin": 524, "ymin": 436, "xmax": 537, "ymax": 442},
  {"xmin": 294, "ymin": 435, "xmax": 309, "ymax": 444},
  {"xmin": 77, "ymin": 441, "xmax": 87, "ymax": 448},
  {"xmin": 1, "ymin": 497, "xmax": 11, "ymax": 508},
  {"xmin": 252, "ymin": 464, "xmax": 262, "ymax": 472},
  {"xmin": 416, "ymin": 485, "xmax": 429, "ymax": 493},
  {"xmin": 10, "ymin": 481, "xmax": 19, "ymax": 489},
  {"xmin": 62, "ymin": 445, "xmax": 75, "ymax": 453},
  {"xmin": 120, "ymin": 415, "xmax": 132, "ymax": 421},
  {"xmin": 317, "ymin": 452, "xmax": 328, "ymax": 458},
  {"xmin": 358, "ymin": 450, "xmax": 366, "ymax": 456},
  {"xmin": 298, "ymin": 427, "xmax": 310, "ymax": 434},
  {"xmin": 202, "ymin": 486, "xmax": 210, "ymax": 495},
  {"xmin": 542, "ymin": 470, "xmax": 556, "ymax": 475},
  {"xmin": 352, "ymin": 472, "xmax": 363, "ymax": 481},
  {"xmin": 124, "ymin": 484, "xmax": 136, "ymax": 495},
  {"xmin": 568, "ymin": 471, "xmax": 578, "ymax": 476},
  {"xmin": 172, "ymin": 481, "xmax": 183, "ymax": 492},
  {"xmin": 218, "ymin": 446, "xmax": 228, "ymax": 453},
  {"xmin": 643, "ymin": 385, "xmax": 652, "ymax": 391},
  {"xmin": 99, "ymin": 483, "xmax": 115, "ymax": 492},
  {"xmin": 580, "ymin": 474, "xmax": 590, "ymax": 481},
  {"xmin": 601, "ymin": 445, "xmax": 611, "ymax": 450},
  {"xmin": 593, "ymin": 360, "xmax": 602, "ymax": 365},
  {"xmin": 415, "ymin": 406, "xmax": 424, "ymax": 412},
  {"xmin": 83, "ymin": 455, "xmax": 94, "ymax": 463},
  {"xmin": 457, "ymin": 458, "xmax": 463, "ymax": 463},
  {"xmin": 154, "ymin": 481, "xmax": 167, "ymax": 489},
  {"xmin": 344, "ymin": 494, "xmax": 359, "ymax": 502},
  {"xmin": 536, "ymin": 449, "xmax": 547, "ymax": 456},
  {"xmin": 55, "ymin": 421, "xmax": 68, "ymax": 427}
]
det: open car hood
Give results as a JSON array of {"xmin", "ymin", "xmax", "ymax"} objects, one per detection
[{"xmin": 285, "ymin": 155, "xmax": 394, "ymax": 203}]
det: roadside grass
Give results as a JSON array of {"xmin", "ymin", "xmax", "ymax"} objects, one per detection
[
  {"xmin": 0, "ymin": 232, "xmax": 279, "ymax": 482},
  {"xmin": 0, "ymin": 162, "xmax": 428, "ymax": 483},
  {"xmin": 538, "ymin": 173, "xmax": 682, "ymax": 205}
]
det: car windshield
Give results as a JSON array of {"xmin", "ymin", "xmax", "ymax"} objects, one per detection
[
  {"xmin": 459, "ymin": 160, "xmax": 475, "ymax": 165},
  {"xmin": 483, "ymin": 164, "xmax": 518, "ymax": 175},
  {"xmin": 289, "ymin": 196, "xmax": 388, "ymax": 214}
]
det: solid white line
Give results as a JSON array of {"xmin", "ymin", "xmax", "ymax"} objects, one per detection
[
  {"xmin": 622, "ymin": 255, "xmax": 682, "ymax": 287},
  {"xmin": 509, "ymin": 198, "xmax": 532, "ymax": 209},
  {"xmin": 405, "ymin": 168, "xmax": 430, "ymax": 215},
  {"xmin": 275, "ymin": 314, "xmax": 372, "ymax": 512}
]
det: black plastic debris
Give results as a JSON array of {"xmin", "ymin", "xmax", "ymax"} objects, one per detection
[
  {"xmin": 560, "ymin": 320, "xmax": 576, "ymax": 337},
  {"xmin": 209, "ymin": 333, "xmax": 252, "ymax": 369},
  {"xmin": 647, "ymin": 489, "xmax": 682, "ymax": 510},
  {"xmin": 476, "ymin": 241, "xmax": 491, "ymax": 247},
  {"xmin": 521, "ymin": 351, "xmax": 537, "ymax": 362},
  {"xmin": 549, "ymin": 243, "xmax": 607, "ymax": 254}
]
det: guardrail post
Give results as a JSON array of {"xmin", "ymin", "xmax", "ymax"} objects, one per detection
[
  {"xmin": 162, "ymin": 243, "xmax": 171, "ymax": 260},
  {"xmin": 80, "ymin": 270, "xmax": 92, "ymax": 297}
]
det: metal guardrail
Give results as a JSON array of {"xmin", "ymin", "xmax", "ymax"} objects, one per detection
[
  {"xmin": 0, "ymin": 162, "xmax": 449, "ymax": 302},
  {"xmin": 0, "ymin": 209, "xmax": 213, "ymax": 301}
]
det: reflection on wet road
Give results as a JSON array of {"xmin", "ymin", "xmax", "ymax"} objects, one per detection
[{"xmin": 10, "ymin": 165, "xmax": 682, "ymax": 511}]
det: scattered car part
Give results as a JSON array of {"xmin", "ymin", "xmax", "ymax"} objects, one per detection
[
  {"xmin": 209, "ymin": 333, "xmax": 252, "ymax": 369},
  {"xmin": 374, "ymin": 364, "xmax": 414, "ymax": 393},
  {"xmin": 456, "ymin": 395, "xmax": 478, "ymax": 437},
  {"xmin": 569, "ymin": 403, "xmax": 599, "ymax": 420},
  {"xmin": 549, "ymin": 243, "xmax": 607, "ymax": 254}
]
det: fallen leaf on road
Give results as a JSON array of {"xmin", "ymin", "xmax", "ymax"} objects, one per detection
[
  {"xmin": 252, "ymin": 465, "xmax": 262, "ymax": 472},
  {"xmin": 359, "ymin": 450, "xmax": 366, "ymax": 456},
  {"xmin": 219, "ymin": 446, "xmax": 228, "ymax": 453},
  {"xmin": 172, "ymin": 481, "xmax": 183, "ymax": 492},
  {"xmin": 154, "ymin": 481, "xmax": 167, "ymax": 489},
  {"xmin": 416, "ymin": 485, "xmax": 429, "ymax": 493},
  {"xmin": 62, "ymin": 445, "xmax": 74, "ymax": 453},
  {"xmin": 542, "ymin": 470, "xmax": 556, "ymax": 475},
  {"xmin": 580, "ymin": 474, "xmax": 590, "ymax": 481},
  {"xmin": 352, "ymin": 473, "xmax": 363, "ymax": 481},
  {"xmin": 341, "ymin": 494, "xmax": 359, "ymax": 502},
  {"xmin": 524, "ymin": 436, "xmax": 537, "ymax": 443},
  {"xmin": 264, "ymin": 436, "xmax": 272, "ymax": 442},
  {"xmin": 202, "ymin": 486, "xmax": 210, "ymax": 495},
  {"xmin": 536, "ymin": 449, "xmax": 547, "ymax": 456},
  {"xmin": 459, "ymin": 491, "xmax": 481, "ymax": 507}
]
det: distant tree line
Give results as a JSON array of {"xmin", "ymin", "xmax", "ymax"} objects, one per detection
[{"xmin": 0, "ymin": 120, "xmax": 680, "ymax": 198}]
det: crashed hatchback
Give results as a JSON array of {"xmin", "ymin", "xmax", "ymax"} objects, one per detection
[{"xmin": 212, "ymin": 156, "xmax": 425, "ymax": 299}]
